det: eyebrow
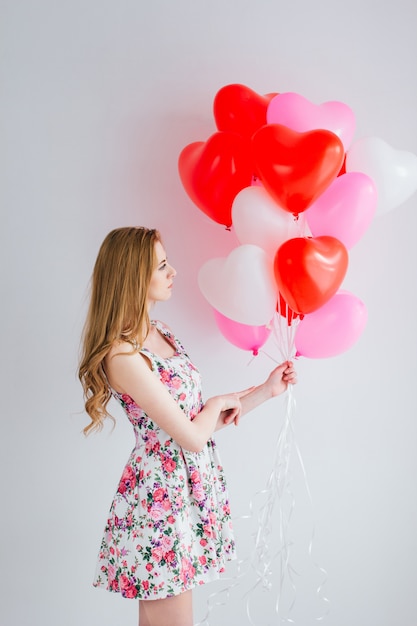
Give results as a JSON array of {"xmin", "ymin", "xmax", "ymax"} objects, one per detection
[{"xmin": 157, "ymin": 258, "xmax": 167, "ymax": 266}]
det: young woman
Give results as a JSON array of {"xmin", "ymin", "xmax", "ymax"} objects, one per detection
[{"xmin": 79, "ymin": 226, "xmax": 297, "ymax": 626}]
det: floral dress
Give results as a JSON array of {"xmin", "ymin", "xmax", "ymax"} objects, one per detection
[{"xmin": 93, "ymin": 321, "xmax": 236, "ymax": 600}]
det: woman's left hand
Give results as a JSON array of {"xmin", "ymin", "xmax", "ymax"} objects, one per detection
[
  {"xmin": 266, "ymin": 361, "xmax": 298, "ymax": 397},
  {"xmin": 219, "ymin": 364, "xmax": 297, "ymax": 430}
]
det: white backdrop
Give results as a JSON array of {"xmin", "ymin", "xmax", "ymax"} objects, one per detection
[{"xmin": 1, "ymin": 1, "xmax": 416, "ymax": 625}]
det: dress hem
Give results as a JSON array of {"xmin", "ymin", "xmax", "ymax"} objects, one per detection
[{"xmin": 93, "ymin": 554, "xmax": 236, "ymax": 601}]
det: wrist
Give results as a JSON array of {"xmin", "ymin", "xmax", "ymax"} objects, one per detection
[{"xmin": 262, "ymin": 380, "xmax": 275, "ymax": 400}]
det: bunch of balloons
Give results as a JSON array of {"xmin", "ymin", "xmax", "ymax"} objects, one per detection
[{"xmin": 178, "ymin": 84, "xmax": 417, "ymax": 358}]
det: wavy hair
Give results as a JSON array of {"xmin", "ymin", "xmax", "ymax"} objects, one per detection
[{"xmin": 78, "ymin": 226, "xmax": 161, "ymax": 434}]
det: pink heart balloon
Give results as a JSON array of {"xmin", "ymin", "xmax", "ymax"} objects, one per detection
[
  {"xmin": 267, "ymin": 92, "xmax": 355, "ymax": 151},
  {"xmin": 306, "ymin": 172, "xmax": 377, "ymax": 249},
  {"xmin": 346, "ymin": 136, "xmax": 417, "ymax": 215},
  {"xmin": 212, "ymin": 308, "xmax": 271, "ymax": 355},
  {"xmin": 198, "ymin": 244, "xmax": 276, "ymax": 326},
  {"xmin": 232, "ymin": 186, "xmax": 303, "ymax": 260},
  {"xmin": 295, "ymin": 290, "xmax": 368, "ymax": 358}
]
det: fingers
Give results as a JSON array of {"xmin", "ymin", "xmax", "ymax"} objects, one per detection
[
  {"xmin": 269, "ymin": 361, "xmax": 298, "ymax": 387},
  {"xmin": 283, "ymin": 362, "xmax": 297, "ymax": 384},
  {"xmin": 223, "ymin": 407, "xmax": 241, "ymax": 427}
]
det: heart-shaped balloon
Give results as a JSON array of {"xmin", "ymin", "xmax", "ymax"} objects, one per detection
[
  {"xmin": 198, "ymin": 244, "xmax": 276, "ymax": 325},
  {"xmin": 346, "ymin": 136, "xmax": 417, "ymax": 215},
  {"xmin": 274, "ymin": 236, "xmax": 349, "ymax": 314},
  {"xmin": 178, "ymin": 131, "xmax": 253, "ymax": 228},
  {"xmin": 252, "ymin": 124, "xmax": 344, "ymax": 215},
  {"xmin": 267, "ymin": 92, "xmax": 356, "ymax": 151},
  {"xmin": 295, "ymin": 290, "xmax": 368, "ymax": 358},
  {"xmin": 306, "ymin": 172, "xmax": 377, "ymax": 249},
  {"xmin": 212, "ymin": 308, "xmax": 272, "ymax": 355},
  {"xmin": 232, "ymin": 186, "xmax": 302, "ymax": 260},
  {"xmin": 213, "ymin": 83, "xmax": 277, "ymax": 139}
]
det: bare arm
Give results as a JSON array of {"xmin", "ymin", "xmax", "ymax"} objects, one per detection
[
  {"xmin": 218, "ymin": 361, "xmax": 297, "ymax": 430},
  {"xmin": 105, "ymin": 342, "xmax": 243, "ymax": 453}
]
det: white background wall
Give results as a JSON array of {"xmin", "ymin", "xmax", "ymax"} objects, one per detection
[{"xmin": 1, "ymin": 1, "xmax": 416, "ymax": 625}]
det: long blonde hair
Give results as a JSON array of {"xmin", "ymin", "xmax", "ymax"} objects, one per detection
[{"xmin": 78, "ymin": 226, "xmax": 161, "ymax": 435}]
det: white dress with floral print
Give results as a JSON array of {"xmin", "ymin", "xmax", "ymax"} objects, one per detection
[{"xmin": 93, "ymin": 321, "xmax": 236, "ymax": 600}]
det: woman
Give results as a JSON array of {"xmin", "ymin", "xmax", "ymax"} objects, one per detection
[{"xmin": 79, "ymin": 226, "xmax": 297, "ymax": 626}]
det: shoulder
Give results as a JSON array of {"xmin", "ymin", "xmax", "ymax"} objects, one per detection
[
  {"xmin": 106, "ymin": 338, "xmax": 136, "ymax": 359},
  {"xmin": 105, "ymin": 339, "xmax": 151, "ymax": 373},
  {"xmin": 104, "ymin": 339, "xmax": 154, "ymax": 394}
]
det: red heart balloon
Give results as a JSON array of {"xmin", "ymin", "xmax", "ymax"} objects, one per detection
[
  {"xmin": 213, "ymin": 84, "xmax": 277, "ymax": 139},
  {"xmin": 274, "ymin": 236, "xmax": 349, "ymax": 314},
  {"xmin": 252, "ymin": 124, "xmax": 345, "ymax": 215},
  {"xmin": 178, "ymin": 131, "xmax": 253, "ymax": 228}
]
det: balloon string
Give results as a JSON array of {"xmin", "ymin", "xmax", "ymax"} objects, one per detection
[
  {"xmin": 194, "ymin": 557, "xmax": 248, "ymax": 626},
  {"xmin": 291, "ymin": 427, "xmax": 330, "ymax": 621},
  {"xmin": 196, "ymin": 314, "xmax": 329, "ymax": 625},
  {"xmin": 244, "ymin": 315, "xmax": 298, "ymax": 624},
  {"xmin": 273, "ymin": 311, "xmax": 330, "ymax": 620},
  {"xmin": 244, "ymin": 316, "xmax": 329, "ymax": 624},
  {"xmin": 244, "ymin": 380, "xmax": 297, "ymax": 625}
]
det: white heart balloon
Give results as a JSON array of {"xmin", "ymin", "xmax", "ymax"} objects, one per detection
[
  {"xmin": 198, "ymin": 244, "xmax": 277, "ymax": 326},
  {"xmin": 346, "ymin": 136, "xmax": 417, "ymax": 215},
  {"xmin": 232, "ymin": 186, "xmax": 302, "ymax": 261}
]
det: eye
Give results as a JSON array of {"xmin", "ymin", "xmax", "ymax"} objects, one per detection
[{"xmin": 159, "ymin": 262, "xmax": 167, "ymax": 270}]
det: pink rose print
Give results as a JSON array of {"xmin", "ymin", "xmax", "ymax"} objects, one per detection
[
  {"xmin": 160, "ymin": 371, "xmax": 171, "ymax": 383},
  {"xmin": 153, "ymin": 488, "xmax": 166, "ymax": 502},
  {"xmin": 163, "ymin": 458, "xmax": 177, "ymax": 473},
  {"xmin": 180, "ymin": 557, "xmax": 196, "ymax": 584},
  {"xmin": 120, "ymin": 574, "xmax": 138, "ymax": 599},
  {"xmin": 152, "ymin": 547, "xmax": 164, "ymax": 563},
  {"xmin": 149, "ymin": 504, "xmax": 164, "ymax": 520},
  {"xmin": 161, "ymin": 535, "xmax": 173, "ymax": 550},
  {"xmin": 192, "ymin": 484, "xmax": 205, "ymax": 501},
  {"xmin": 161, "ymin": 498, "xmax": 171, "ymax": 511},
  {"xmin": 203, "ymin": 524, "xmax": 214, "ymax": 538},
  {"xmin": 117, "ymin": 465, "xmax": 136, "ymax": 495},
  {"xmin": 165, "ymin": 550, "xmax": 176, "ymax": 563},
  {"xmin": 170, "ymin": 376, "xmax": 182, "ymax": 389},
  {"xmin": 190, "ymin": 470, "xmax": 201, "ymax": 484},
  {"xmin": 208, "ymin": 512, "xmax": 217, "ymax": 524}
]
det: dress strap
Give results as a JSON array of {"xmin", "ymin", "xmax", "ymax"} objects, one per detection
[{"xmin": 152, "ymin": 320, "xmax": 184, "ymax": 355}]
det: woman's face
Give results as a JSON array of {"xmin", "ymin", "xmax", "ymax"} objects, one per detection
[{"xmin": 147, "ymin": 240, "xmax": 176, "ymax": 305}]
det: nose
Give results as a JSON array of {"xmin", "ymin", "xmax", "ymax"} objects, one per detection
[{"xmin": 169, "ymin": 264, "xmax": 176, "ymax": 278}]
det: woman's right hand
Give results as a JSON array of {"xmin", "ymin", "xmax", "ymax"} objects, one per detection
[
  {"xmin": 207, "ymin": 387, "xmax": 257, "ymax": 429},
  {"xmin": 206, "ymin": 393, "xmax": 243, "ymax": 426}
]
